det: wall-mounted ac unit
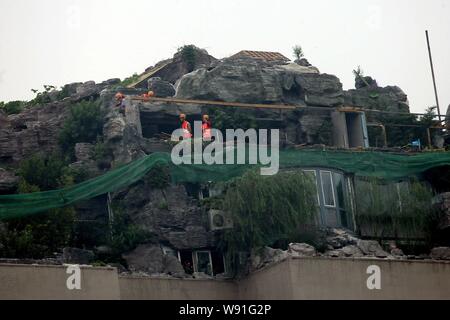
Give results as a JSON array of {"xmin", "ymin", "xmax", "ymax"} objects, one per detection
[{"xmin": 208, "ymin": 210, "xmax": 233, "ymax": 231}]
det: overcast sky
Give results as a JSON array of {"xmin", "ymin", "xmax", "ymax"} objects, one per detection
[{"xmin": 0, "ymin": 0, "xmax": 449, "ymax": 114}]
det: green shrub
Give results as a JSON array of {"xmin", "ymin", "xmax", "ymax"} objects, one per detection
[
  {"xmin": 178, "ymin": 45, "xmax": 197, "ymax": 72},
  {"xmin": 0, "ymin": 100, "xmax": 26, "ymax": 115},
  {"xmin": 0, "ymin": 207, "xmax": 75, "ymax": 259},
  {"xmin": 59, "ymin": 99, "xmax": 105, "ymax": 155},
  {"xmin": 313, "ymin": 118, "xmax": 332, "ymax": 145},
  {"xmin": 29, "ymin": 85, "xmax": 56, "ymax": 105},
  {"xmin": 0, "ymin": 153, "xmax": 76, "ymax": 259},
  {"xmin": 108, "ymin": 204, "xmax": 155, "ymax": 255},
  {"xmin": 354, "ymin": 178, "xmax": 436, "ymax": 240},
  {"xmin": 120, "ymin": 73, "xmax": 139, "ymax": 87},
  {"xmin": 144, "ymin": 164, "xmax": 171, "ymax": 189},
  {"xmin": 57, "ymin": 85, "xmax": 71, "ymax": 100},
  {"xmin": 220, "ymin": 170, "xmax": 317, "ymax": 273},
  {"xmin": 208, "ymin": 108, "xmax": 258, "ymax": 131},
  {"xmin": 18, "ymin": 152, "xmax": 71, "ymax": 190},
  {"xmin": 292, "ymin": 45, "xmax": 304, "ymax": 60}
]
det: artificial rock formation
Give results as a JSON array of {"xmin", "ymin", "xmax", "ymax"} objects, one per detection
[
  {"xmin": 115, "ymin": 183, "xmax": 214, "ymax": 251},
  {"xmin": 176, "ymin": 56, "xmax": 342, "ymax": 107},
  {"xmin": 344, "ymin": 85, "xmax": 410, "ymax": 113}
]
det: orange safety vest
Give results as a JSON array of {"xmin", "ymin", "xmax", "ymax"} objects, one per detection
[
  {"xmin": 181, "ymin": 120, "xmax": 192, "ymax": 139},
  {"xmin": 202, "ymin": 121, "xmax": 212, "ymax": 140}
]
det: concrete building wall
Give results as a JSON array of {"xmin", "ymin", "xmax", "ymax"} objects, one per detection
[
  {"xmin": 238, "ymin": 257, "xmax": 450, "ymax": 300},
  {"xmin": 1, "ymin": 258, "xmax": 449, "ymax": 300},
  {"xmin": 0, "ymin": 264, "xmax": 120, "ymax": 300},
  {"xmin": 238, "ymin": 259, "xmax": 293, "ymax": 300},
  {"xmin": 119, "ymin": 276, "xmax": 237, "ymax": 300}
]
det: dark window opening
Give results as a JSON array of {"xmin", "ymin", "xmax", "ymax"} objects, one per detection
[
  {"xmin": 211, "ymin": 250, "xmax": 226, "ymax": 275},
  {"xmin": 179, "ymin": 250, "xmax": 194, "ymax": 275},
  {"xmin": 194, "ymin": 251, "xmax": 213, "ymax": 276},
  {"xmin": 140, "ymin": 112, "xmax": 202, "ymax": 139},
  {"xmin": 346, "ymin": 113, "xmax": 364, "ymax": 148},
  {"xmin": 424, "ymin": 166, "xmax": 450, "ymax": 193}
]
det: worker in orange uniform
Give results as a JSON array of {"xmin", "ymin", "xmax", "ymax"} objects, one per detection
[
  {"xmin": 202, "ymin": 114, "xmax": 212, "ymax": 141},
  {"xmin": 115, "ymin": 92, "xmax": 126, "ymax": 115},
  {"xmin": 142, "ymin": 90, "xmax": 155, "ymax": 101},
  {"xmin": 179, "ymin": 113, "xmax": 192, "ymax": 139}
]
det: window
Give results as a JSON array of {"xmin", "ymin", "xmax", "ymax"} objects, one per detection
[
  {"xmin": 193, "ymin": 251, "xmax": 213, "ymax": 276},
  {"xmin": 300, "ymin": 168, "xmax": 354, "ymax": 230},
  {"xmin": 320, "ymin": 171, "xmax": 336, "ymax": 207},
  {"xmin": 179, "ymin": 250, "xmax": 194, "ymax": 275},
  {"xmin": 302, "ymin": 170, "xmax": 319, "ymax": 204},
  {"xmin": 162, "ymin": 246, "xmax": 180, "ymax": 260}
]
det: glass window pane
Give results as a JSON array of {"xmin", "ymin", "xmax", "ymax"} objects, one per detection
[
  {"xmin": 320, "ymin": 171, "xmax": 335, "ymax": 207},
  {"xmin": 333, "ymin": 172, "xmax": 345, "ymax": 209},
  {"xmin": 303, "ymin": 170, "xmax": 319, "ymax": 204},
  {"xmin": 195, "ymin": 251, "xmax": 212, "ymax": 276}
]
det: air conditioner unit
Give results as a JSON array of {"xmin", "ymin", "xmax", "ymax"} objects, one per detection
[{"xmin": 208, "ymin": 210, "xmax": 233, "ymax": 231}]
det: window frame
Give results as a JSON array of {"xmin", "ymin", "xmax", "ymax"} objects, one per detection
[
  {"xmin": 320, "ymin": 170, "xmax": 336, "ymax": 208},
  {"xmin": 302, "ymin": 169, "xmax": 320, "ymax": 204},
  {"xmin": 193, "ymin": 250, "xmax": 213, "ymax": 276}
]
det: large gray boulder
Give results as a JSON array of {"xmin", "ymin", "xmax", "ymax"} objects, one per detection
[
  {"xmin": 62, "ymin": 247, "xmax": 95, "ymax": 264},
  {"xmin": 123, "ymin": 244, "xmax": 186, "ymax": 276},
  {"xmin": 147, "ymin": 77, "xmax": 175, "ymax": 97},
  {"xmin": 325, "ymin": 228, "xmax": 359, "ymax": 249},
  {"xmin": 175, "ymin": 57, "xmax": 343, "ymax": 107},
  {"xmin": 137, "ymin": 46, "xmax": 217, "ymax": 87},
  {"xmin": 344, "ymin": 85, "xmax": 410, "ymax": 113},
  {"xmin": 288, "ymin": 243, "xmax": 317, "ymax": 257},
  {"xmin": 357, "ymin": 240, "xmax": 389, "ymax": 258},
  {"xmin": 250, "ymin": 247, "xmax": 290, "ymax": 270},
  {"xmin": 123, "ymin": 244, "xmax": 164, "ymax": 274},
  {"xmin": 0, "ymin": 101, "xmax": 70, "ymax": 164},
  {"xmin": 430, "ymin": 247, "xmax": 450, "ymax": 260},
  {"xmin": 0, "ymin": 168, "xmax": 19, "ymax": 193},
  {"xmin": 116, "ymin": 184, "xmax": 214, "ymax": 250}
]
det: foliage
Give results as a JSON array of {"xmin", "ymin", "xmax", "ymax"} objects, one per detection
[
  {"xmin": 292, "ymin": 45, "xmax": 304, "ymax": 60},
  {"xmin": 93, "ymin": 139, "xmax": 113, "ymax": 170},
  {"xmin": 219, "ymin": 170, "xmax": 317, "ymax": 273},
  {"xmin": 313, "ymin": 118, "xmax": 332, "ymax": 145},
  {"xmin": 108, "ymin": 203, "xmax": 155, "ymax": 255},
  {"xmin": 57, "ymin": 84, "xmax": 71, "ymax": 100},
  {"xmin": 144, "ymin": 164, "xmax": 171, "ymax": 189},
  {"xmin": 59, "ymin": 99, "xmax": 105, "ymax": 155},
  {"xmin": 178, "ymin": 45, "xmax": 197, "ymax": 72},
  {"xmin": 17, "ymin": 152, "xmax": 73, "ymax": 190},
  {"xmin": 0, "ymin": 100, "xmax": 27, "ymax": 115},
  {"xmin": 121, "ymin": 73, "xmax": 140, "ymax": 87},
  {"xmin": 0, "ymin": 153, "xmax": 76, "ymax": 259},
  {"xmin": 208, "ymin": 108, "xmax": 258, "ymax": 131},
  {"xmin": 29, "ymin": 85, "xmax": 56, "ymax": 105},
  {"xmin": 354, "ymin": 178, "xmax": 436, "ymax": 241},
  {"xmin": 367, "ymin": 106, "xmax": 439, "ymax": 147},
  {"xmin": 353, "ymin": 65, "xmax": 364, "ymax": 78}
]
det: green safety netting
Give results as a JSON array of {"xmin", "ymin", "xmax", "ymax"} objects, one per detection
[{"xmin": 1, "ymin": 148, "xmax": 450, "ymax": 219}]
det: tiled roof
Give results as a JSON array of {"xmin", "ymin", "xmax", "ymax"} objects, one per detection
[{"xmin": 231, "ymin": 50, "xmax": 290, "ymax": 62}]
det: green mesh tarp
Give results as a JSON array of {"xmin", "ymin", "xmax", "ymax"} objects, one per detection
[{"xmin": 1, "ymin": 148, "xmax": 450, "ymax": 219}]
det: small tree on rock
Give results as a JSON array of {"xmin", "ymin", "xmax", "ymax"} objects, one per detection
[{"xmin": 292, "ymin": 45, "xmax": 304, "ymax": 60}]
